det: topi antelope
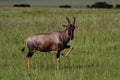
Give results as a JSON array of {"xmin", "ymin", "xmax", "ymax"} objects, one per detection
[{"xmin": 22, "ymin": 17, "xmax": 76, "ymax": 70}]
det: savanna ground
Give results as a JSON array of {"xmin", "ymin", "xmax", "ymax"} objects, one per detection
[{"xmin": 0, "ymin": 8, "xmax": 120, "ymax": 80}]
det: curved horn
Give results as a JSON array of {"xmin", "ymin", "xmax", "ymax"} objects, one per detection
[
  {"xmin": 73, "ymin": 17, "xmax": 76, "ymax": 25},
  {"xmin": 66, "ymin": 17, "xmax": 71, "ymax": 25}
]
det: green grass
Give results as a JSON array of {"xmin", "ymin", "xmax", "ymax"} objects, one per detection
[{"xmin": 0, "ymin": 8, "xmax": 120, "ymax": 80}]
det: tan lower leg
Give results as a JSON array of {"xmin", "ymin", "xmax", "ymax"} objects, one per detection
[
  {"xmin": 57, "ymin": 58, "xmax": 60, "ymax": 70},
  {"xmin": 25, "ymin": 57, "xmax": 29, "ymax": 70}
]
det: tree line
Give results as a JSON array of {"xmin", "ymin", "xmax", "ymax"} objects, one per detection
[
  {"xmin": 13, "ymin": 2, "xmax": 120, "ymax": 8},
  {"xmin": 59, "ymin": 2, "xmax": 120, "ymax": 8},
  {"xmin": 87, "ymin": 2, "xmax": 120, "ymax": 8}
]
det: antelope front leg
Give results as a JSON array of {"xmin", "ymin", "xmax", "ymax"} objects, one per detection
[
  {"xmin": 56, "ymin": 44, "xmax": 62, "ymax": 70},
  {"xmin": 62, "ymin": 46, "xmax": 73, "ymax": 57},
  {"xmin": 57, "ymin": 57, "xmax": 60, "ymax": 70},
  {"xmin": 56, "ymin": 51, "xmax": 61, "ymax": 70}
]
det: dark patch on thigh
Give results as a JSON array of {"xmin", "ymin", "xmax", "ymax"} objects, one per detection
[{"xmin": 27, "ymin": 41, "xmax": 37, "ymax": 51}]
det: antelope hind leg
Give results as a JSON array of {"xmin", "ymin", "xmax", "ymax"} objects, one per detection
[{"xmin": 25, "ymin": 57, "xmax": 30, "ymax": 70}]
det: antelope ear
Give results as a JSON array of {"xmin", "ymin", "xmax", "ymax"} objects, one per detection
[
  {"xmin": 62, "ymin": 25, "xmax": 67, "ymax": 27},
  {"xmin": 75, "ymin": 26, "xmax": 80, "ymax": 29},
  {"xmin": 75, "ymin": 26, "xmax": 78, "ymax": 28}
]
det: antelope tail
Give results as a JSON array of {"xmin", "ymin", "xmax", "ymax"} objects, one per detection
[{"xmin": 21, "ymin": 47, "xmax": 25, "ymax": 52}]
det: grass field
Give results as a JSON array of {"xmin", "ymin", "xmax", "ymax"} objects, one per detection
[{"xmin": 0, "ymin": 8, "xmax": 120, "ymax": 80}]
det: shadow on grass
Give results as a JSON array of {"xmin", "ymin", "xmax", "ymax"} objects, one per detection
[
  {"xmin": 29, "ymin": 63, "xmax": 99, "ymax": 71},
  {"xmin": 63, "ymin": 63, "xmax": 98, "ymax": 70}
]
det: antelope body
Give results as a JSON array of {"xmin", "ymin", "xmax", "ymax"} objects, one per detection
[{"xmin": 22, "ymin": 17, "xmax": 76, "ymax": 69}]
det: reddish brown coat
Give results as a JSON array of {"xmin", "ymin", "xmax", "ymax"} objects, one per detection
[{"xmin": 22, "ymin": 17, "xmax": 76, "ymax": 69}]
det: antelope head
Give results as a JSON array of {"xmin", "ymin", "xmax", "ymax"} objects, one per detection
[{"xmin": 63, "ymin": 17, "xmax": 76, "ymax": 40}]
